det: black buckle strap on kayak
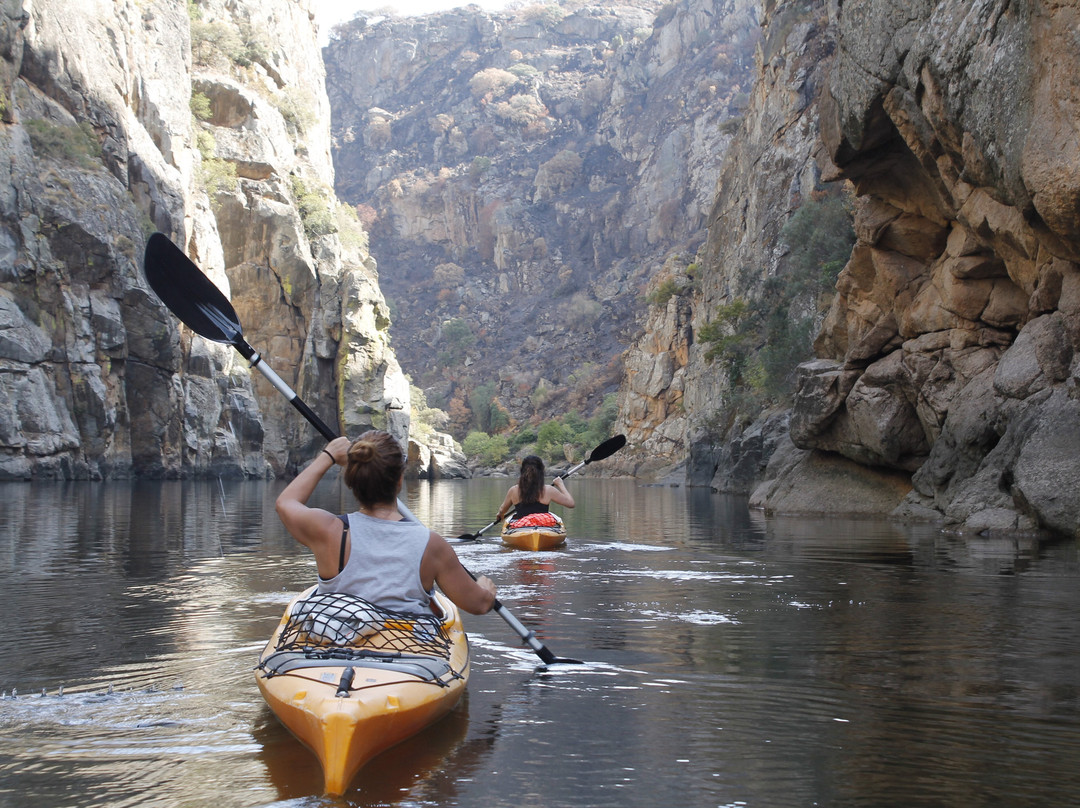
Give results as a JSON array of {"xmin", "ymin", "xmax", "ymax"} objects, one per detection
[
  {"xmin": 276, "ymin": 592, "xmax": 452, "ymax": 659},
  {"xmin": 335, "ymin": 667, "xmax": 355, "ymax": 698}
]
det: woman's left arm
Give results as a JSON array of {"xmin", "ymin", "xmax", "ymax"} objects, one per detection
[
  {"xmin": 547, "ymin": 477, "xmax": 575, "ymax": 508},
  {"xmin": 495, "ymin": 485, "xmax": 518, "ymax": 521}
]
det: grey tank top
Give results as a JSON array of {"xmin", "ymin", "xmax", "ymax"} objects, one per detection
[{"xmin": 316, "ymin": 510, "xmax": 432, "ymax": 614}]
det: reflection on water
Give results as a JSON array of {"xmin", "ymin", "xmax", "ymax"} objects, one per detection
[{"xmin": 0, "ymin": 478, "xmax": 1078, "ymax": 807}]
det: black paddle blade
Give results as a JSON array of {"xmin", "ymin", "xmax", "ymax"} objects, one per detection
[
  {"xmin": 586, "ymin": 434, "xmax": 626, "ymax": 463},
  {"xmin": 456, "ymin": 519, "xmax": 497, "ymax": 542},
  {"xmin": 544, "ymin": 652, "xmax": 585, "ymax": 665},
  {"xmin": 143, "ymin": 232, "xmax": 243, "ymax": 345}
]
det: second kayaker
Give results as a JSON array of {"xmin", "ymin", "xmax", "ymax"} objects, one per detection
[
  {"xmin": 494, "ymin": 454, "xmax": 575, "ymax": 530},
  {"xmin": 276, "ymin": 430, "xmax": 497, "ymax": 616}
]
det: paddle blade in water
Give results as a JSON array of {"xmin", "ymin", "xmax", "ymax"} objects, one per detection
[{"xmin": 143, "ymin": 232, "xmax": 243, "ymax": 345}]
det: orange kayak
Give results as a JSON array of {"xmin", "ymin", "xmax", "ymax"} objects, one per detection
[
  {"xmin": 500, "ymin": 523, "xmax": 567, "ymax": 551},
  {"xmin": 255, "ymin": 587, "xmax": 469, "ymax": 795}
]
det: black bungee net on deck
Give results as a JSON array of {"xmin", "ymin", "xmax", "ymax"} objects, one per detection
[{"xmin": 275, "ymin": 592, "xmax": 453, "ymax": 659}]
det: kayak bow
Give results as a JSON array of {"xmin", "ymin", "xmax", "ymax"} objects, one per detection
[{"xmin": 255, "ymin": 587, "xmax": 470, "ymax": 795}]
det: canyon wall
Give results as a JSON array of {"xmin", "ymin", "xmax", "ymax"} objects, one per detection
[
  {"xmin": 0, "ymin": 0, "xmax": 414, "ymax": 479},
  {"xmin": 613, "ymin": 0, "xmax": 1080, "ymax": 537},
  {"xmin": 616, "ymin": 0, "xmax": 832, "ymax": 482},
  {"xmin": 774, "ymin": 0, "xmax": 1080, "ymax": 534},
  {"xmin": 324, "ymin": 0, "xmax": 761, "ymax": 439}
]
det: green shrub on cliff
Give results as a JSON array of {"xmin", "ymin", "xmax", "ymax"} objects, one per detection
[
  {"xmin": 469, "ymin": 68, "xmax": 518, "ymax": 100},
  {"xmin": 290, "ymin": 175, "xmax": 337, "ymax": 240},
  {"xmin": 781, "ymin": 188, "xmax": 855, "ymax": 291},
  {"xmin": 25, "ymin": 119, "xmax": 101, "ymax": 169},
  {"xmin": 198, "ymin": 156, "xmax": 238, "ymax": 200},
  {"xmin": 436, "ymin": 318, "xmax": 475, "ymax": 368},
  {"xmin": 459, "ymin": 392, "xmax": 617, "ymax": 468},
  {"xmin": 646, "ymin": 277, "xmax": 681, "ymax": 307},
  {"xmin": 190, "ymin": 91, "xmax": 212, "ymax": 121},
  {"xmin": 410, "ymin": 384, "xmax": 448, "ymax": 445},
  {"xmin": 190, "ymin": 16, "xmax": 271, "ymax": 72},
  {"xmin": 533, "ymin": 395, "xmax": 618, "ymax": 463},
  {"xmin": 700, "ymin": 187, "xmax": 854, "ymax": 405},
  {"xmin": 190, "ymin": 20, "xmax": 246, "ymax": 68},
  {"xmin": 469, "ymin": 382, "xmax": 510, "ymax": 434},
  {"xmin": 274, "ymin": 88, "xmax": 315, "ymax": 137},
  {"xmin": 491, "ymin": 94, "xmax": 548, "ymax": 127},
  {"xmin": 335, "ymin": 203, "xmax": 368, "ymax": 252},
  {"xmin": 462, "ymin": 431, "xmax": 510, "ymax": 466},
  {"xmin": 192, "ymin": 125, "xmax": 236, "ymax": 200}
]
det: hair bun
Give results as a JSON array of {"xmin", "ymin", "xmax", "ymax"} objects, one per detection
[{"xmin": 349, "ymin": 439, "xmax": 376, "ymax": 463}]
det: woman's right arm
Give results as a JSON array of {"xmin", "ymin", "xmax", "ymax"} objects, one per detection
[
  {"xmin": 547, "ymin": 476, "xmax": 575, "ymax": 508},
  {"xmin": 275, "ymin": 436, "xmax": 351, "ymax": 575}
]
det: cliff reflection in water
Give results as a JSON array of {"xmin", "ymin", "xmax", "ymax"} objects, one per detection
[{"xmin": 0, "ymin": 478, "xmax": 1077, "ymax": 808}]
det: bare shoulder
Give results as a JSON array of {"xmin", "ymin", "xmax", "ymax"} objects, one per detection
[{"xmin": 426, "ymin": 530, "xmax": 455, "ymax": 563}]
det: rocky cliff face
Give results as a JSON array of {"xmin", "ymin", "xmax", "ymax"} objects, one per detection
[
  {"xmin": 615, "ymin": 0, "xmax": 832, "ymax": 481},
  {"xmin": 0, "ymin": 0, "xmax": 409, "ymax": 479},
  {"xmin": 615, "ymin": 0, "xmax": 1080, "ymax": 537},
  {"xmin": 683, "ymin": 0, "xmax": 1079, "ymax": 536},
  {"xmin": 324, "ymin": 0, "xmax": 760, "ymax": 435},
  {"xmin": 774, "ymin": 0, "xmax": 1080, "ymax": 535}
]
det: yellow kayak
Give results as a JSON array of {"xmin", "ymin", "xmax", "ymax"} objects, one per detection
[
  {"xmin": 500, "ymin": 523, "xmax": 567, "ymax": 551},
  {"xmin": 255, "ymin": 586, "xmax": 470, "ymax": 795}
]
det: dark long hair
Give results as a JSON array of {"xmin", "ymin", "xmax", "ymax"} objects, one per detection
[
  {"xmin": 518, "ymin": 455, "xmax": 544, "ymax": 504},
  {"xmin": 343, "ymin": 430, "xmax": 405, "ymax": 508}
]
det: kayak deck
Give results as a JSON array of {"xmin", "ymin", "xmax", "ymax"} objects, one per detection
[{"xmin": 255, "ymin": 588, "xmax": 469, "ymax": 795}]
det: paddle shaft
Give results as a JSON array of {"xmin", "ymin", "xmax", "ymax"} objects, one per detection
[
  {"xmin": 462, "ymin": 569, "xmax": 577, "ymax": 665},
  {"xmin": 456, "ymin": 518, "xmax": 498, "ymax": 543},
  {"xmin": 231, "ymin": 339, "xmax": 336, "ymax": 442},
  {"xmin": 493, "ymin": 601, "xmax": 558, "ymax": 665}
]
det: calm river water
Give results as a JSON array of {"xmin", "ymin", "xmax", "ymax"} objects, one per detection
[{"xmin": 1, "ymin": 477, "xmax": 1078, "ymax": 807}]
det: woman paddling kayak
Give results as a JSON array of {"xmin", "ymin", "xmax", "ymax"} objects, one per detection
[
  {"xmin": 276, "ymin": 430, "xmax": 496, "ymax": 616},
  {"xmin": 261, "ymin": 430, "xmax": 494, "ymax": 795},
  {"xmin": 495, "ymin": 454, "xmax": 575, "ymax": 529}
]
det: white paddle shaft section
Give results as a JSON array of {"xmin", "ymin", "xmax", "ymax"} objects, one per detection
[
  {"xmin": 400, "ymin": 489, "xmax": 563, "ymax": 663},
  {"xmin": 396, "ymin": 500, "xmax": 536, "ymax": 646},
  {"xmin": 493, "ymin": 603, "xmax": 545, "ymax": 651},
  {"xmin": 250, "ymin": 352, "xmax": 297, "ymax": 399},
  {"xmin": 560, "ymin": 460, "xmax": 586, "ymax": 479}
]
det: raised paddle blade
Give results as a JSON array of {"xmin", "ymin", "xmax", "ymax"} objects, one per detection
[
  {"xmin": 143, "ymin": 232, "xmax": 243, "ymax": 345},
  {"xmin": 585, "ymin": 434, "xmax": 626, "ymax": 464}
]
